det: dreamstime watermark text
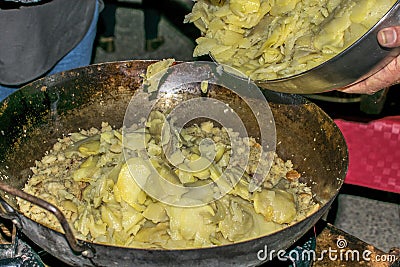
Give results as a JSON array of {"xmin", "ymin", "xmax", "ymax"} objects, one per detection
[{"xmin": 257, "ymin": 238, "xmax": 398, "ymax": 263}]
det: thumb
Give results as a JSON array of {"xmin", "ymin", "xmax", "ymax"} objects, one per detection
[{"xmin": 377, "ymin": 26, "xmax": 400, "ymax": 48}]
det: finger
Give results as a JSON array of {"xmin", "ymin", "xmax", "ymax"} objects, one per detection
[
  {"xmin": 377, "ymin": 26, "xmax": 400, "ymax": 48},
  {"xmin": 339, "ymin": 56, "xmax": 400, "ymax": 94},
  {"xmin": 340, "ymin": 78, "xmax": 392, "ymax": 94}
]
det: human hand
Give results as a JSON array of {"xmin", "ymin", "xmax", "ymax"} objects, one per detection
[{"xmin": 339, "ymin": 26, "xmax": 400, "ymax": 94}]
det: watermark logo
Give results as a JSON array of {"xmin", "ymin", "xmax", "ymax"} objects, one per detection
[
  {"xmin": 257, "ymin": 237, "xmax": 398, "ymax": 264},
  {"xmin": 122, "ymin": 61, "xmax": 276, "ymax": 207},
  {"xmin": 336, "ymin": 237, "xmax": 347, "ymax": 249}
]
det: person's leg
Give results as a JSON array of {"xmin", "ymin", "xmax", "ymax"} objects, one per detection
[
  {"xmin": 143, "ymin": 0, "xmax": 164, "ymax": 51},
  {"xmin": 98, "ymin": 0, "xmax": 117, "ymax": 52},
  {"xmin": 144, "ymin": 7, "xmax": 161, "ymax": 40},
  {"xmin": 0, "ymin": 86, "xmax": 18, "ymax": 102},
  {"xmin": 100, "ymin": 1, "xmax": 117, "ymax": 38}
]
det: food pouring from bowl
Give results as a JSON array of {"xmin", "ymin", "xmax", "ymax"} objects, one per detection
[{"xmin": 185, "ymin": 0, "xmax": 400, "ymax": 94}]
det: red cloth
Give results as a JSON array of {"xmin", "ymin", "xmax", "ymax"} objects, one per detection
[{"xmin": 335, "ymin": 117, "xmax": 400, "ymax": 194}]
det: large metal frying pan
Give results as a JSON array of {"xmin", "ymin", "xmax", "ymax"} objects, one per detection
[{"xmin": 0, "ymin": 60, "xmax": 348, "ymax": 266}]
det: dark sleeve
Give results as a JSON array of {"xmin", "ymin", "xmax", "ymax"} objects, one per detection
[{"xmin": 0, "ymin": 0, "xmax": 96, "ymax": 86}]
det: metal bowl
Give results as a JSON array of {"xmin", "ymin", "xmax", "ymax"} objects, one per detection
[{"xmin": 254, "ymin": 1, "xmax": 400, "ymax": 94}]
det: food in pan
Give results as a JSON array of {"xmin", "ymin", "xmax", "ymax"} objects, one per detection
[
  {"xmin": 18, "ymin": 111, "xmax": 319, "ymax": 249},
  {"xmin": 185, "ymin": 0, "xmax": 396, "ymax": 80}
]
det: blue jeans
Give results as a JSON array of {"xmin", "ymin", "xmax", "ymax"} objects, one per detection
[{"xmin": 0, "ymin": 0, "xmax": 100, "ymax": 102}]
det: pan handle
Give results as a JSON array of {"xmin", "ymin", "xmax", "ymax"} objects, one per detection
[{"xmin": 0, "ymin": 181, "xmax": 95, "ymax": 258}]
